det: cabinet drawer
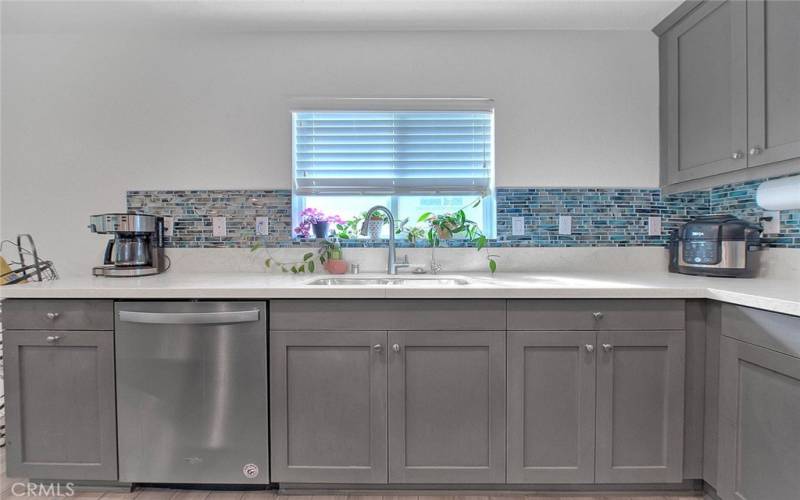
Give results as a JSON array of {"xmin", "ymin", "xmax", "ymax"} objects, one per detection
[
  {"xmin": 3, "ymin": 299, "xmax": 114, "ymax": 331},
  {"xmin": 507, "ymin": 299, "xmax": 685, "ymax": 331},
  {"xmin": 721, "ymin": 304, "xmax": 800, "ymax": 359},
  {"xmin": 271, "ymin": 299, "xmax": 506, "ymax": 331}
]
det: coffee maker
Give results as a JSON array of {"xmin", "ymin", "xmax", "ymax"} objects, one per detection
[{"xmin": 88, "ymin": 213, "xmax": 167, "ymax": 277}]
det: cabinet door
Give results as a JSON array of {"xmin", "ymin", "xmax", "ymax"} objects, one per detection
[
  {"xmin": 746, "ymin": 0, "xmax": 800, "ymax": 167},
  {"xmin": 4, "ymin": 330, "xmax": 117, "ymax": 480},
  {"xmin": 388, "ymin": 331, "xmax": 506, "ymax": 483},
  {"xmin": 664, "ymin": 0, "xmax": 748, "ymax": 183},
  {"xmin": 507, "ymin": 332, "xmax": 596, "ymax": 484},
  {"xmin": 269, "ymin": 330, "xmax": 388, "ymax": 483},
  {"xmin": 595, "ymin": 330, "xmax": 685, "ymax": 483},
  {"xmin": 717, "ymin": 337, "xmax": 800, "ymax": 500}
]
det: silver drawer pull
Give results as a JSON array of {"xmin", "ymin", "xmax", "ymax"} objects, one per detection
[
  {"xmin": 602, "ymin": 344, "xmax": 613, "ymax": 352},
  {"xmin": 585, "ymin": 344, "xmax": 595, "ymax": 353},
  {"xmin": 46, "ymin": 335, "xmax": 61, "ymax": 343},
  {"xmin": 118, "ymin": 310, "xmax": 260, "ymax": 325},
  {"xmin": 592, "ymin": 312, "xmax": 604, "ymax": 320},
  {"xmin": 392, "ymin": 344, "xmax": 401, "ymax": 353},
  {"xmin": 373, "ymin": 344, "xmax": 383, "ymax": 352},
  {"xmin": 46, "ymin": 312, "xmax": 60, "ymax": 320}
]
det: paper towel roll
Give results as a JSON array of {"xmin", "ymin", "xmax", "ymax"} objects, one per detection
[{"xmin": 756, "ymin": 176, "xmax": 800, "ymax": 210}]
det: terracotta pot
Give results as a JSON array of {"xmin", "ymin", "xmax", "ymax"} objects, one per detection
[{"xmin": 324, "ymin": 259, "xmax": 348, "ymax": 274}]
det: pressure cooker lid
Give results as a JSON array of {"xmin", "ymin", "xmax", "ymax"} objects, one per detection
[{"xmin": 680, "ymin": 215, "xmax": 760, "ymax": 241}]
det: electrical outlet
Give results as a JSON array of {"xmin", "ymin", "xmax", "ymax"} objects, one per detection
[
  {"xmin": 648, "ymin": 216, "xmax": 662, "ymax": 236},
  {"xmin": 761, "ymin": 211, "xmax": 780, "ymax": 234},
  {"xmin": 256, "ymin": 216, "xmax": 269, "ymax": 236},
  {"xmin": 163, "ymin": 216, "xmax": 174, "ymax": 237},
  {"xmin": 512, "ymin": 216, "xmax": 525, "ymax": 236},
  {"xmin": 212, "ymin": 216, "xmax": 227, "ymax": 237},
  {"xmin": 558, "ymin": 215, "xmax": 572, "ymax": 235}
]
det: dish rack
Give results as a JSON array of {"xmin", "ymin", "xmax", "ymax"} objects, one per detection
[{"xmin": 0, "ymin": 234, "xmax": 58, "ymax": 286}]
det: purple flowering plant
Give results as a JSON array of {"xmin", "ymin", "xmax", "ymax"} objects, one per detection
[{"xmin": 293, "ymin": 208, "xmax": 344, "ymax": 238}]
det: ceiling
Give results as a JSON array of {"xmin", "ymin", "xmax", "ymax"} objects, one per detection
[{"xmin": 2, "ymin": 0, "xmax": 682, "ymax": 34}]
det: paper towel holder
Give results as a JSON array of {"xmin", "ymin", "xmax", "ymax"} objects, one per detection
[{"xmin": 756, "ymin": 175, "xmax": 800, "ymax": 210}]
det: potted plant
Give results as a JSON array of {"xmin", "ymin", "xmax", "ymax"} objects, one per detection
[
  {"xmin": 365, "ymin": 211, "xmax": 387, "ymax": 240},
  {"xmin": 319, "ymin": 238, "xmax": 347, "ymax": 274},
  {"xmin": 294, "ymin": 208, "xmax": 343, "ymax": 239},
  {"xmin": 398, "ymin": 199, "xmax": 499, "ymax": 273}
]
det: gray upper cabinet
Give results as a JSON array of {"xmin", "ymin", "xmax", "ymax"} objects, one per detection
[
  {"xmin": 4, "ymin": 330, "xmax": 118, "ymax": 480},
  {"xmin": 717, "ymin": 335, "xmax": 800, "ymax": 500},
  {"xmin": 658, "ymin": 0, "xmax": 800, "ymax": 189},
  {"xmin": 746, "ymin": 0, "xmax": 800, "ymax": 167},
  {"xmin": 595, "ymin": 330, "xmax": 685, "ymax": 484},
  {"xmin": 663, "ymin": 0, "xmax": 748, "ymax": 184},
  {"xmin": 507, "ymin": 331, "xmax": 596, "ymax": 484},
  {"xmin": 269, "ymin": 330, "xmax": 388, "ymax": 484},
  {"xmin": 388, "ymin": 331, "xmax": 506, "ymax": 484}
]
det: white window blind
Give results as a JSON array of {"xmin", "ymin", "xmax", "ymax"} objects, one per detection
[{"xmin": 293, "ymin": 110, "xmax": 493, "ymax": 196}]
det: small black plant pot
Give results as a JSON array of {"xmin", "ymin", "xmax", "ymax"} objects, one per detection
[{"xmin": 312, "ymin": 222, "xmax": 330, "ymax": 239}]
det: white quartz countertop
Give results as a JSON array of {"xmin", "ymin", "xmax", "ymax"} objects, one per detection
[{"xmin": 2, "ymin": 271, "xmax": 799, "ymax": 317}]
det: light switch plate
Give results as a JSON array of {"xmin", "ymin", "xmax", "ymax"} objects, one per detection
[
  {"xmin": 511, "ymin": 216, "xmax": 525, "ymax": 236},
  {"xmin": 163, "ymin": 216, "xmax": 174, "ymax": 237},
  {"xmin": 212, "ymin": 216, "xmax": 227, "ymax": 237},
  {"xmin": 761, "ymin": 211, "xmax": 780, "ymax": 234},
  {"xmin": 256, "ymin": 216, "xmax": 269, "ymax": 236},
  {"xmin": 648, "ymin": 216, "xmax": 662, "ymax": 236},
  {"xmin": 558, "ymin": 215, "xmax": 572, "ymax": 235}
]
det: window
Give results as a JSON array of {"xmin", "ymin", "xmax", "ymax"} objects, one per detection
[{"xmin": 292, "ymin": 107, "xmax": 495, "ymax": 237}]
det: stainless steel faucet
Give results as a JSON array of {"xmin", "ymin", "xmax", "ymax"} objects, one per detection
[{"xmin": 360, "ymin": 205, "xmax": 409, "ymax": 275}]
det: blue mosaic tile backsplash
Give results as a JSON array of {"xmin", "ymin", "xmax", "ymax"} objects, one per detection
[{"xmin": 127, "ymin": 174, "xmax": 800, "ymax": 249}]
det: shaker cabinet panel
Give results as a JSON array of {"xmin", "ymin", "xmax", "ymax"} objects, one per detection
[
  {"xmin": 269, "ymin": 330, "xmax": 388, "ymax": 483},
  {"xmin": 507, "ymin": 331, "xmax": 597, "ymax": 484},
  {"xmin": 717, "ymin": 337, "xmax": 800, "ymax": 500},
  {"xmin": 4, "ymin": 330, "xmax": 118, "ymax": 480},
  {"xmin": 747, "ymin": 0, "xmax": 800, "ymax": 167},
  {"xmin": 664, "ymin": 0, "xmax": 748, "ymax": 183},
  {"xmin": 595, "ymin": 330, "xmax": 685, "ymax": 483},
  {"xmin": 387, "ymin": 331, "xmax": 506, "ymax": 483}
]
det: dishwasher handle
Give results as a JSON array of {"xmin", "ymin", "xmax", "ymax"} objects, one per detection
[{"xmin": 118, "ymin": 309, "xmax": 260, "ymax": 325}]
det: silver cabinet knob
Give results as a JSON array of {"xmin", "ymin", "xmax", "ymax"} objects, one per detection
[
  {"xmin": 373, "ymin": 344, "xmax": 383, "ymax": 352},
  {"xmin": 749, "ymin": 146, "xmax": 762, "ymax": 156},
  {"xmin": 592, "ymin": 312, "xmax": 604, "ymax": 320},
  {"xmin": 585, "ymin": 344, "xmax": 594, "ymax": 353},
  {"xmin": 602, "ymin": 344, "xmax": 613, "ymax": 352},
  {"xmin": 732, "ymin": 151, "xmax": 745, "ymax": 160},
  {"xmin": 46, "ymin": 312, "xmax": 60, "ymax": 320},
  {"xmin": 392, "ymin": 344, "xmax": 401, "ymax": 353},
  {"xmin": 46, "ymin": 335, "xmax": 61, "ymax": 343}
]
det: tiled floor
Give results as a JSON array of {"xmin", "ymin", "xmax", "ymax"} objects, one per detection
[{"xmin": 0, "ymin": 450, "xmax": 703, "ymax": 500}]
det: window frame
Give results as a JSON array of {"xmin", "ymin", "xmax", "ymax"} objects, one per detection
[{"xmin": 290, "ymin": 98, "xmax": 496, "ymax": 240}]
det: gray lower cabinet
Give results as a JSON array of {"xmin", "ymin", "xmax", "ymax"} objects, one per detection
[
  {"xmin": 663, "ymin": 0, "xmax": 748, "ymax": 184},
  {"xmin": 717, "ymin": 336, "xmax": 800, "ymax": 500},
  {"xmin": 746, "ymin": 0, "xmax": 800, "ymax": 168},
  {"xmin": 507, "ymin": 331, "xmax": 596, "ymax": 484},
  {"xmin": 3, "ymin": 330, "xmax": 118, "ymax": 480},
  {"xmin": 595, "ymin": 331, "xmax": 685, "ymax": 484},
  {"xmin": 388, "ymin": 331, "xmax": 506, "ymax": 484},
  {"xmin": 269, "ymin": 330, "xmax": 388, "ymax": 483}
]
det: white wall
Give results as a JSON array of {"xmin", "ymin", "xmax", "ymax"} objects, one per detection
[{"xmin": 1, "ymin": 30, "xmax": 658, "ymax": 274}]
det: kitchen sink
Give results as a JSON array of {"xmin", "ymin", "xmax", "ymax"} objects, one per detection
[{"xmin": 306, "ymin": 277, "xmax": 472, "ymax": 286}]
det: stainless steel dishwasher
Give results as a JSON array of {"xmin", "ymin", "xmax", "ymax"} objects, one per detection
[{"xmin": 115, "ymin": 301, "xmax": 268, "ymax": 484}]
